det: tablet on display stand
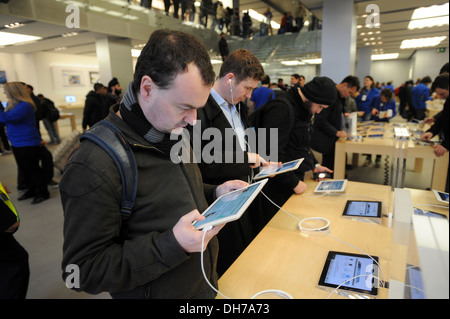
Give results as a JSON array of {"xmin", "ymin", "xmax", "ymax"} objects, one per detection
[
  {"xmin": 342, "ymin": 200, "xmax": 382, "ymax": 223},
  {"xmin": 317, "ymin": 251, "xmax": 379, "ymax": 297},
  {"xmin": 193, "ymin": 179, "xmax": 268, "ymax": 230},
  {"xmin": 314, "ymin": 179, "xmax": 347, "ymax": 193},
  {"xmin": 253, "ymin": 158, "xmax": 304, "ymax": 181}
]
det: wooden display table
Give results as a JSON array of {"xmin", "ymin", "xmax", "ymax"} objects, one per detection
[{"xmin": 217, "ymin": 180, "xmax": 394, "ymax": 299}]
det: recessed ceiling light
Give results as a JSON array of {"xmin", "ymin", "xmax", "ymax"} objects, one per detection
[
  {"xmin": 0, "ymin": 31, "xmax": 42, "ymax": 46},
  {"xmin": 4, "ymin": 22, "xmax": 24, "ymax": 29},
  {"xmin": 400, "ymin": 36, "xmax": 447, "ymax": 49},
  {"xmin": 371, "ymin": 53, "xmax": 399, "ymax": 60}
]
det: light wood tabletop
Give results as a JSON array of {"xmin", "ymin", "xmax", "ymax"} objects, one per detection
[
  {"xmin": 217, "ymin": 179, "xmax": 394, "ymax": 299},
  {"xmin": 334, "ymin": 122, "xmax": 449, "ymax": 191}
]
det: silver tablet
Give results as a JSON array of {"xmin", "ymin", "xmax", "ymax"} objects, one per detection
[
  {"xmin": 253, "ymin": 158, "xmax": 304, "ymax": 181},
  {"xmin": 193, "ymin": 179, "xmax": 268, "ymax": 230}
]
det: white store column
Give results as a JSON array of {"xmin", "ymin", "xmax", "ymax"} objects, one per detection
[
  {"xmin": 95, "ymin": 37, "xmax": 134, "ymax": 88},
  {"xmin": 321, "ymin": 0, "xmax": 357, "ymax": 83},
  {"xmin": 356, "ymin": 46, "xmax": 373, "ymax": 81}
]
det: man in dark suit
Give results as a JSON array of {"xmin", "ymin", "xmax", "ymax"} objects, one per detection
[{"xmin": 188, "ymin": 49, "xmax": 271, "ymax": 276}]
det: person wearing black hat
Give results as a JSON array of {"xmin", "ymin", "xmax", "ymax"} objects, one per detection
[
  {"xmin": 82, "ymin": 83, "xmax": 107, "ymax": 131},
  {"xmin": 104, "ymin": 77, "xmax": 122, "ymax": 111},
  {"xmin": 251, "ymin": 76, "xmax": 336, "ymax": 230}
]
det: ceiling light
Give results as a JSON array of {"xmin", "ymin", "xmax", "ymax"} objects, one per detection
[
  {"xmin": 211, "ymin": 59, "xmax": 222, "ymax": 64},
  {"xmin": 0, "ymin": 31, "xmax": 42, "ymax": 46},
  {"xmin": 281, "ymin": 60, "xmax": 305, "ymax": 66},
  {"xmin": 371, "ymin": 53, "xmax": 399, "ymax": 60},
  {"xmin": 131, "ymin": 49, "xmax": 141, "ymax": 57},
  {"xmin": 110, "ymin": 0, "xmax": 129, "ymax": 6},
  {"xmin": 89, "ymin": 6, "xmax": 106, "ymax": 12},
  {"xmin": 4, "ymin": 22, "xmax": 24, "ymax": 29},
  {"xmin": 302, "ymin": 58, "xmax": 322, "ymax": 64},
  {"xmin": 408, "ymin": 3, "xmax": 449, "ymax": 29},
  {"xmin": 411, "ymin": 3, "xmax": 449, "ymax": 20},
  {"xmin": 400, "ymin": 36, "xmax": 447, "ymax": 49},
  {"xmin": 105, "ymin": 10, "xmax": 123, "ymax": 17},
  {"xmin": 63, "ymin": 0, "xmax": 86, "ymax": 7},
  {"xmin": 408, "ymin": 16, "xmax": 449, "ymax": 29}
]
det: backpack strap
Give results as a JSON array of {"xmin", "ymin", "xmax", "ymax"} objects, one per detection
[{"xmin": 80, "ymin": 120, "xmax": 138, "ymax": 223}]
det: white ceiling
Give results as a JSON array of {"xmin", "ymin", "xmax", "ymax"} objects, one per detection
[{"xmin": 0, "ymin": 0, "xmax": 448, "ymax": 60}]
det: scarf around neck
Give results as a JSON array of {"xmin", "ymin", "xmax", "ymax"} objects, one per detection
[{"xmin": 119, "ymin": 81, "xmax": 181, "ymax": 159}]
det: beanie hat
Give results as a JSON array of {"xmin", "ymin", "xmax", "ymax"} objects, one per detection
[{"xmin": 301, "ymin": 76, "xmax": 337, "ymax": 105}]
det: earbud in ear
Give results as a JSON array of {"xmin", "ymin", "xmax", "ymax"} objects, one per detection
[{"xmin": 228, "ymin": 78, "xmax": 232, "ymax": 86}]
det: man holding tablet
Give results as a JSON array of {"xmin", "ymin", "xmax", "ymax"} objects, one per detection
[
  {"xmin": 252, "ymin": 76, "xmax": 337, "ymax": 224},
  {"xmin": 60, "ymin": 29, "xmax": 246, "ymax": 299},
  {"xmin": 187, "ymin": 49, "xmax": 274, "ymax": 275}
]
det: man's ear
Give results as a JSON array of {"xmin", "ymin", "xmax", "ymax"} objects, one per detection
[{"xmin": 140, "ymin": 76, "xmax": 153, "ymax": 101}]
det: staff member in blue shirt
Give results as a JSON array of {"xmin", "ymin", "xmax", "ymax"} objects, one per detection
[
  {"xmin": 411, "ymin": 76, "xmax": 432, "ymax": 121},
  {"xmin": 370, "ymin": 88, "xmax": 396, "ymax": 122},
  {"xmin": 355, "ymin": 75, "xmax": 380, "ymax": 122}
]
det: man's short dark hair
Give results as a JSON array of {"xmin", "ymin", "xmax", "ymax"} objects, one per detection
[
  {"xmin": 421, "ymin": 76, "xmax": 432, "ymax": 84},
  {"xmin": 94, "ymin": 83, "xmax": 105, "ymax": 92},
  {"xmin": 133, "ymin": 29, "xmax": 215, "ymax": 93},
  {"xmin": 291, "ymin": 73, "xmax": 300, "ymax": 80},
  {"xmin": 380, "ymin": 88, "xmax": 393, "ymax": 101},
  {"xmin": 261, "ymin": 74, "xmax": 271, "ymax": 85},
  {"xmin": 431, "ymin": 73, "xmax": 449, "ymax": 91},
  {"xmin": 218, "ymin": 49, "xmax": 264, "ymax": 83},
  {"xmin": 341, "ymin": 75, "xmax": 360, "ymax": 89}
]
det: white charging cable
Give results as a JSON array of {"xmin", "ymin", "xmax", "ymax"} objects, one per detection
[{"xmin": 200, "ymin": 227, "xmax": 293, "ymax": 299}]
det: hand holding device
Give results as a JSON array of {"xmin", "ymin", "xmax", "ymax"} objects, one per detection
[{"xmin": 173, "ymin": 209, "xmax": 223, "ymax": 253}]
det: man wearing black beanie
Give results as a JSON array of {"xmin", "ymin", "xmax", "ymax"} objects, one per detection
[{"xmin": 251, "ymin": 76, "xmax": 336, "ymax": 231}]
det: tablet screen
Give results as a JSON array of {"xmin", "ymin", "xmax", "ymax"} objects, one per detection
[
  {"xmin": 193, "ymin": 179, "xmax": 268, "ymax": 230},
  {"xmin": 433, "ymin": 190, "xmax": 449, "ymax": 204},
  {"xmin": 253, "ymin": 158, "xmax": 303, "ymax": 180},
  {"xmin": 314, "ymin": 180, "xmax": 347, "ymax": 193},
  {"xmin": 318, "ymin": 251, "xmax": 379, "ymax": 296},
  {"xmin": 343, "ymin": 201, "xmax": 382, "ymax": 218},
  {"xmin": 414, "ymin": 208, "xmax": 447, "ymax": 220}
]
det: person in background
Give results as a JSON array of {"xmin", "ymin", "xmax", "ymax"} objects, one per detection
[
  {"xmin": 24, "ymin": 84, "xmax": 44, "ymax": 137},
  {"xmin": 37, "ymin": 94, "xmax": 61, "ymax": 145},
  {"xmin": 82, "ymin": 83, "xmax": 107, "ymax": 132},
  {"xmin": 250, "ymin": 74, "xmax": 275, "ymax": 112},
  {"xmin": 398, "ymin": 80, "xmax": 414, "ymax": 119},
  {"xmin": 105, "ymin": 77, "xmax": 122, "ymax": 111},
  {"xmin": 290, "ymin": 74, "xmax": 301, "ymax": 88},
  {"xmin": 294, "ymin": 1, "xmax": 306, "ymax": 32},
  {"xmin": 355, "ymin": 75, "xmax": 379, "ymax": 122},
  {"xmin": 218, "ymin": 32, "xmax": 229, "ymax": 62},
  {"xmin": 251, "ymin": 77, "xmax": 336, "ymax": 228},
  {"xmin": 263, "ymin": 7, "xmax": 273, "ymax": 35},
  {"xmin": 367, "ymin": 88, "xmax": 397, "ymax": 168},
  {"xmin": 411, "ymin": 76, "xmax": 432, "ymax": 121},
  {"xmin": 310, "ymin": 76, "xmax": 360, "ymax": 173},
  {"xmin": 0, "ymin": 82, "xmax": 49, "ymax": 204},
  {"xmin": 0, "ymin": 99, "xmax": 12, "ymax": 157},
  {"xmin": 0, "ymin": 182, "xmax": 30, "ymax": 299},
  {"xmin": 420, "ymin": 73, "xmax": 449, "ymax": 192}
]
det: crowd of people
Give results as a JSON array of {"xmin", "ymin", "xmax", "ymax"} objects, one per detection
[
  {"xmin": 0, "ymin": 27, "xmax": 448, "ymax": 300},
  {"xmin": 137, "ymin": 0, "xmax": 320, "ymax": 39}
]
